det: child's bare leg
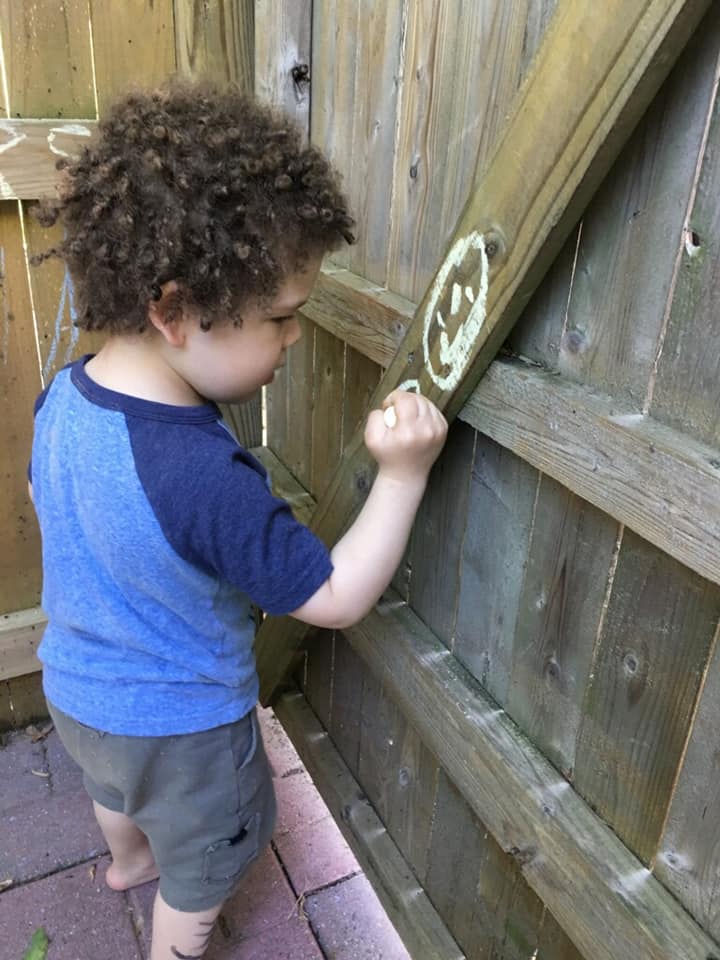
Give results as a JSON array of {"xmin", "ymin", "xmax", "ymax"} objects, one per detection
[
  {"xmin": 92, "ymin": 800, "xmax": 159, "ymax": 890},
  {"xmin": 151, "ymin": 890, "xmax": 223, "ymax": 960}
]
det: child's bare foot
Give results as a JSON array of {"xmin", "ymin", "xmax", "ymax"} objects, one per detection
[{"xmin": 105, "ymin": 849, "xmax": 160, "ymax": 891}]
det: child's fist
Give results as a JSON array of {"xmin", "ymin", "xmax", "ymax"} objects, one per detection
[{"xmin": 364, "ymin": 390, "xmax": 448, "ymax": 483}]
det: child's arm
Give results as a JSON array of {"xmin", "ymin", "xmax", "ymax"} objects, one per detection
[{"xmin": 291, "ymin": 390, "xmax": 447, "ymax": 629}]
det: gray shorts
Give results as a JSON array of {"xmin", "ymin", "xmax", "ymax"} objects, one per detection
[{"xmin": 47, "ymin": 701, "xmax": 277, "ymax": 912}]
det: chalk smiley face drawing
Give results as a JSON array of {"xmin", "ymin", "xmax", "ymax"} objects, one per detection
[{"xmin": 398, "ymin": 230, "xmax": 491, "ymax": 395}]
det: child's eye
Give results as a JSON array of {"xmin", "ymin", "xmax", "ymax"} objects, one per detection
[{"xmin": 272, "ymin": 314, "xmax": 295, "ymax": 323}]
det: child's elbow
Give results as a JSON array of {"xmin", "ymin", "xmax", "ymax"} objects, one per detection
[{"xmin": 289, "ymin": 581, "xmax": 367, "ymax": 630}]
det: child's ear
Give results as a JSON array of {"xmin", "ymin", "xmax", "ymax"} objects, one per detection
[{"xmin": 147, "ymin": 280, "xmax": 188, "ymax": 346}]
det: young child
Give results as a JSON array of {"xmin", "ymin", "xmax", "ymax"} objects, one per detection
[{"xmin": 28, "ymin": 79, "xmax": 447, "ymax": 959}]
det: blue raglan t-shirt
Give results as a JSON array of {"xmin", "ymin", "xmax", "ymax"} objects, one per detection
[{"xmin": 30, "ymin": 356, "xmax": 333, "ymax": 736}]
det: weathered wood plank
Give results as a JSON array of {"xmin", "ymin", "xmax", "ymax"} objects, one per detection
[
  {"xmin": 0, "ymin": 120, "xmax": 95, "ymax": 200},
  {"xmin": 255, "ymin": 0, "xmax": 311, "ymax": 126},
  {"xmin": 461, "ymin": 358, "xmax": 720, "ymax": 588},
  {"xmin": 0, "ymin": 672, "xmax": 47, "ymax": 732},
  {"xmin": 255, "ymin": 445, "xmax": 720, "ymax": 959},
  {"xmin": 649, "ymin": 22, "xmax": 720, "ymax": 446},
  {"xmin": 311, "ymin": 1, "xmax": 407, "ymax": 283},
  {"xmin": 23, "ymin": 213, "xmax": 105, "ymax": 384},
  {"xmin": 506, "ymin": 475, "xmax": 619, "ymax": 778},
  {"xmin": 453, "ymin": 436, "xmax": 538, "ymax": 705},
  {"xmin": 425, "ymin": 769, "xmax": 547, "ymax": 960},
  {"xmin": 274, "ymin": 287, "xmax": 720, "ymax": 595},
  {"xmin": 409, "ymin": 420, "xmax": 476, "ymax": 646},
  {"xmin": 274, "ymin": 689, "xmax": 465, "ymax": 960},
  {"xmin": 574, "ymin": 531, "xmax": 720, "ymax": 862},
  {"xmin": 256, "ymin": 0, "xmax": 713, "ymax": 703},
  {"xmin": 0, "ymin": 608, "xmax": 45, "ymax": 683},
  {"xmin": 254, "ymin": 0, "xmax": 312, "ymax": 483},
  {"xmin": 655, "ymin": 625, "xmax": 720, "ymax": 942},
  {"xmin": 357, "ymin": 676, "xmax": 439, "ymax": 881},
  {"xmin": 280, "ymin": 314, "xmax": 315, "ymax": 492},
  {"xmin": 174, "ymin": 0, "xmax": 253, "ymax": 90},
  {"xmin": 89, "ymin": 0, "xmax": 176, "ymax": 110},
  {"xmin": 308, "ymin": 0, "xmax": 360, "ymax": 273},
  {"xmin": 342, "ymin": 592, "xmax": 720, "ymax": 960},
  {"xmin": 0, "ymin": 209, "xmax": 43, "ymax": 612},
  {"xmin": 387, "ymin": 0, "xmax": 549, "ymax": 302},
  {"xmin": 302, "ymin": 267, "xmax": 413, "ymax": 368},
  {"xmin": 327, "ymin": 632, "xmax": 365, "ymax": 779},
  {"xmin": 310, "ymin": 325, "xmax": 345, "ymax": 500},
  {"xmin": 555, "ymin": 13, "xmax": 720, "ymax": 405},
  {"xmin": 0, "ymin": 0, "xmax": 96, "ymax": 120}
]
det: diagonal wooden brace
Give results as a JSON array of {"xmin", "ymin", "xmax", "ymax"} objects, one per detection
[{"xmin": 256, "ymin": 0, "xmax": 711, "ymax": 705}]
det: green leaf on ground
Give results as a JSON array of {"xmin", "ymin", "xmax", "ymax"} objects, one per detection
[{"xmin": 22, "ymin": 927, "xmax": 50, "ymax": 960}]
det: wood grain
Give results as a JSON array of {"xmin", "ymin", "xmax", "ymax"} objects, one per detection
[
  {"xmin": 0, "ymin": 0, "xmax": 95, "ymax": 119},
  {"xmin": 342, "ymin": 593, "xmax": 720, "ymax": 960},
  {"xmin": 0, "ymin": 608, "xmax": 45, "ymax": 682},
  {"xmin": 506, "ymin": 475, "xmax": 619, "ymax": 778},
  {"xmin": 461, "ymin": 358, "xmax": 720, "ymax": 588},
  {"xmin": 275, "ymin": 688, "xmax": 465, "ymax": 960},
  {"xmin": 0, "ymin": 209, "xmax": 43, "ymax": 611},
  {"xmin": 90, "ymin": 0, "xmax": 176, "ymax": 109},
  {"xmin": 655, "ymin": 625, "xmax": 720, "ymax": 942},
  {"xmin": 174, "ymin": 0, "xmax": 253, "ymax": 89},
  {"xmin": 574, "ymin": 531, "xmax": 720, "ymax": 862},
  {"xmin": 453, "ymin": 436, "xmax": 538, "ymax": 706},
  {"xmin": 256, "ymin": 0, "xmax": 713, "ymax": 704}
]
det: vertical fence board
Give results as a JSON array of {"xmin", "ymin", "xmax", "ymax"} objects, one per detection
[
  {"xmin": 555, "ymin": 18, "xmax": 719, "ymax": 406},
  {"xmin": 357, "ymin": 679, "xmax": 438, "ymax": 881},
  {"xmin": 427, "ymin": 770, "xmax": 546, "ymax": 960},
  {"xmin": 0, "ymin": 211, "xmax": 43, "ymax": 612},
  {"xmin": 574, "ymin": 531, "xmax": 720, "ymax": 863},
  {"xmin": 424, "ymin": 770, "xmax": 489, "ymax": 959},
  {"xmin": 409, "ymin": 420, "xmax": 476, "ymax": 646},
  {"xmin": 655, "ymin": 627, "xmax": 720, "ymax": 942},
  {"xmin": 650, "ymin": 33, "xmax": 720, "ymax": 446},
  {"xmin": 174, "ymin": 0, "xmax": 253, "ymax": 89},
  {"xmin": 506, "ymin": 478, "xmax": 619, "ymax": 778},
  {"xmin": 0, "ymin": 0, "xmax": 95, "ymax": 119},
  {"xmin": 302, "ymin": 630, "xmax": 334, "ymax": 732},
  {"xmin": 312, "ymin": 0, "xmax": 408, "ymax": 279},
  {"xmin": 277, "ymin": 314, "xmax": 313, "ymax": 488},
  {"xmin": 309, "ymin": 0, "xmax": 360, "ymax": 271},
  {"xmin": 310, "ymin": 326, "xmax": 345, "ymax": 500},
  {"xmin": 386, "ymin": 0, "xmax": 550, "ymax": 302},
  {"xmin": 90, "ymin": 0, "xmax": 176, "ymax": 109},
  {"xmin": 341, "ymin": 346, "xmax": 381, "ymax": 443},
  {"xmin": 453, "ymin": 436, "xmax": 539, "ymax": 706},
  {"xmin": 536, "ymin": 912, "xmax": 585, "ymax": 960},
  {"xmin": 327, "ymin": 631, "xmax": 366, "ymax": 778}
]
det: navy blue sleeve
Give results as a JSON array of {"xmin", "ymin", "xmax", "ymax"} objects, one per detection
[{"xmin": 128, "ymin": 416, "xmax": 333, "ymax": 615}]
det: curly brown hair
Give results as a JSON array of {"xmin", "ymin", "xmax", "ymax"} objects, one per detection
[{"xmin": 32, "ymin": 79, "xmax": 355, "ymax": 332}]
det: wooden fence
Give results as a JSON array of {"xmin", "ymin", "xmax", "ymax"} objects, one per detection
[
  {"xmin": 3, "ymin": 2, "xmax": 720, "ymax": 959},
  {"xmin": 0, "ymin": 0, "xmax": 256, "ymax": 722}
]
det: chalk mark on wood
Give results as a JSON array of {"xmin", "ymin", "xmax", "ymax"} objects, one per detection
[{"xmin": 399, "ymin": 231, "xmax": 489, "ymax": 393}]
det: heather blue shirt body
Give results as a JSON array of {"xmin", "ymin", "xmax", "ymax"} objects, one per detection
[{"xmin": 30, "ymin": 356, "xmax": 332, "ymax": 736}]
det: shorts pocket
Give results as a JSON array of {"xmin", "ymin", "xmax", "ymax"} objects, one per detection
[{"xmin": 201, "ymin": 812, "xmax": 260, "ymax": 885}]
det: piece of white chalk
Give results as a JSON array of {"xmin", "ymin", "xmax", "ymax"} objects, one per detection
[{"xmin": 383, "ymin": 406, "xmax": 397, "ymax": 429}]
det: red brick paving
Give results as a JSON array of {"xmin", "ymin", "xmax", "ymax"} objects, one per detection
[{"xmin": 1, "ymin": 709, "xmax": 410, "ymax": 959}]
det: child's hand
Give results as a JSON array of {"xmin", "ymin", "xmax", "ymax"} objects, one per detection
[{"xmin": 364, "ymin": 390, "xmax": 448, "ymax": 484}]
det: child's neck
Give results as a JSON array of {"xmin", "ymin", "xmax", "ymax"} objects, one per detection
[{"xmin": 85, "ymin": 336, "xmax": 206, "ymax": 406}]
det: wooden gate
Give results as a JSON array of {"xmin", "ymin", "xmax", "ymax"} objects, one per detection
[
  {"xmin": 255, "ymin": 2, "xmax": 720, "ymax": 958},
  {"xmin": 0, "ymin": 0, "xmax": 256, "ymax": 720},
  {"xmin": 3, "ymin": 2, "xmax": 720, "ymax": 958}
]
